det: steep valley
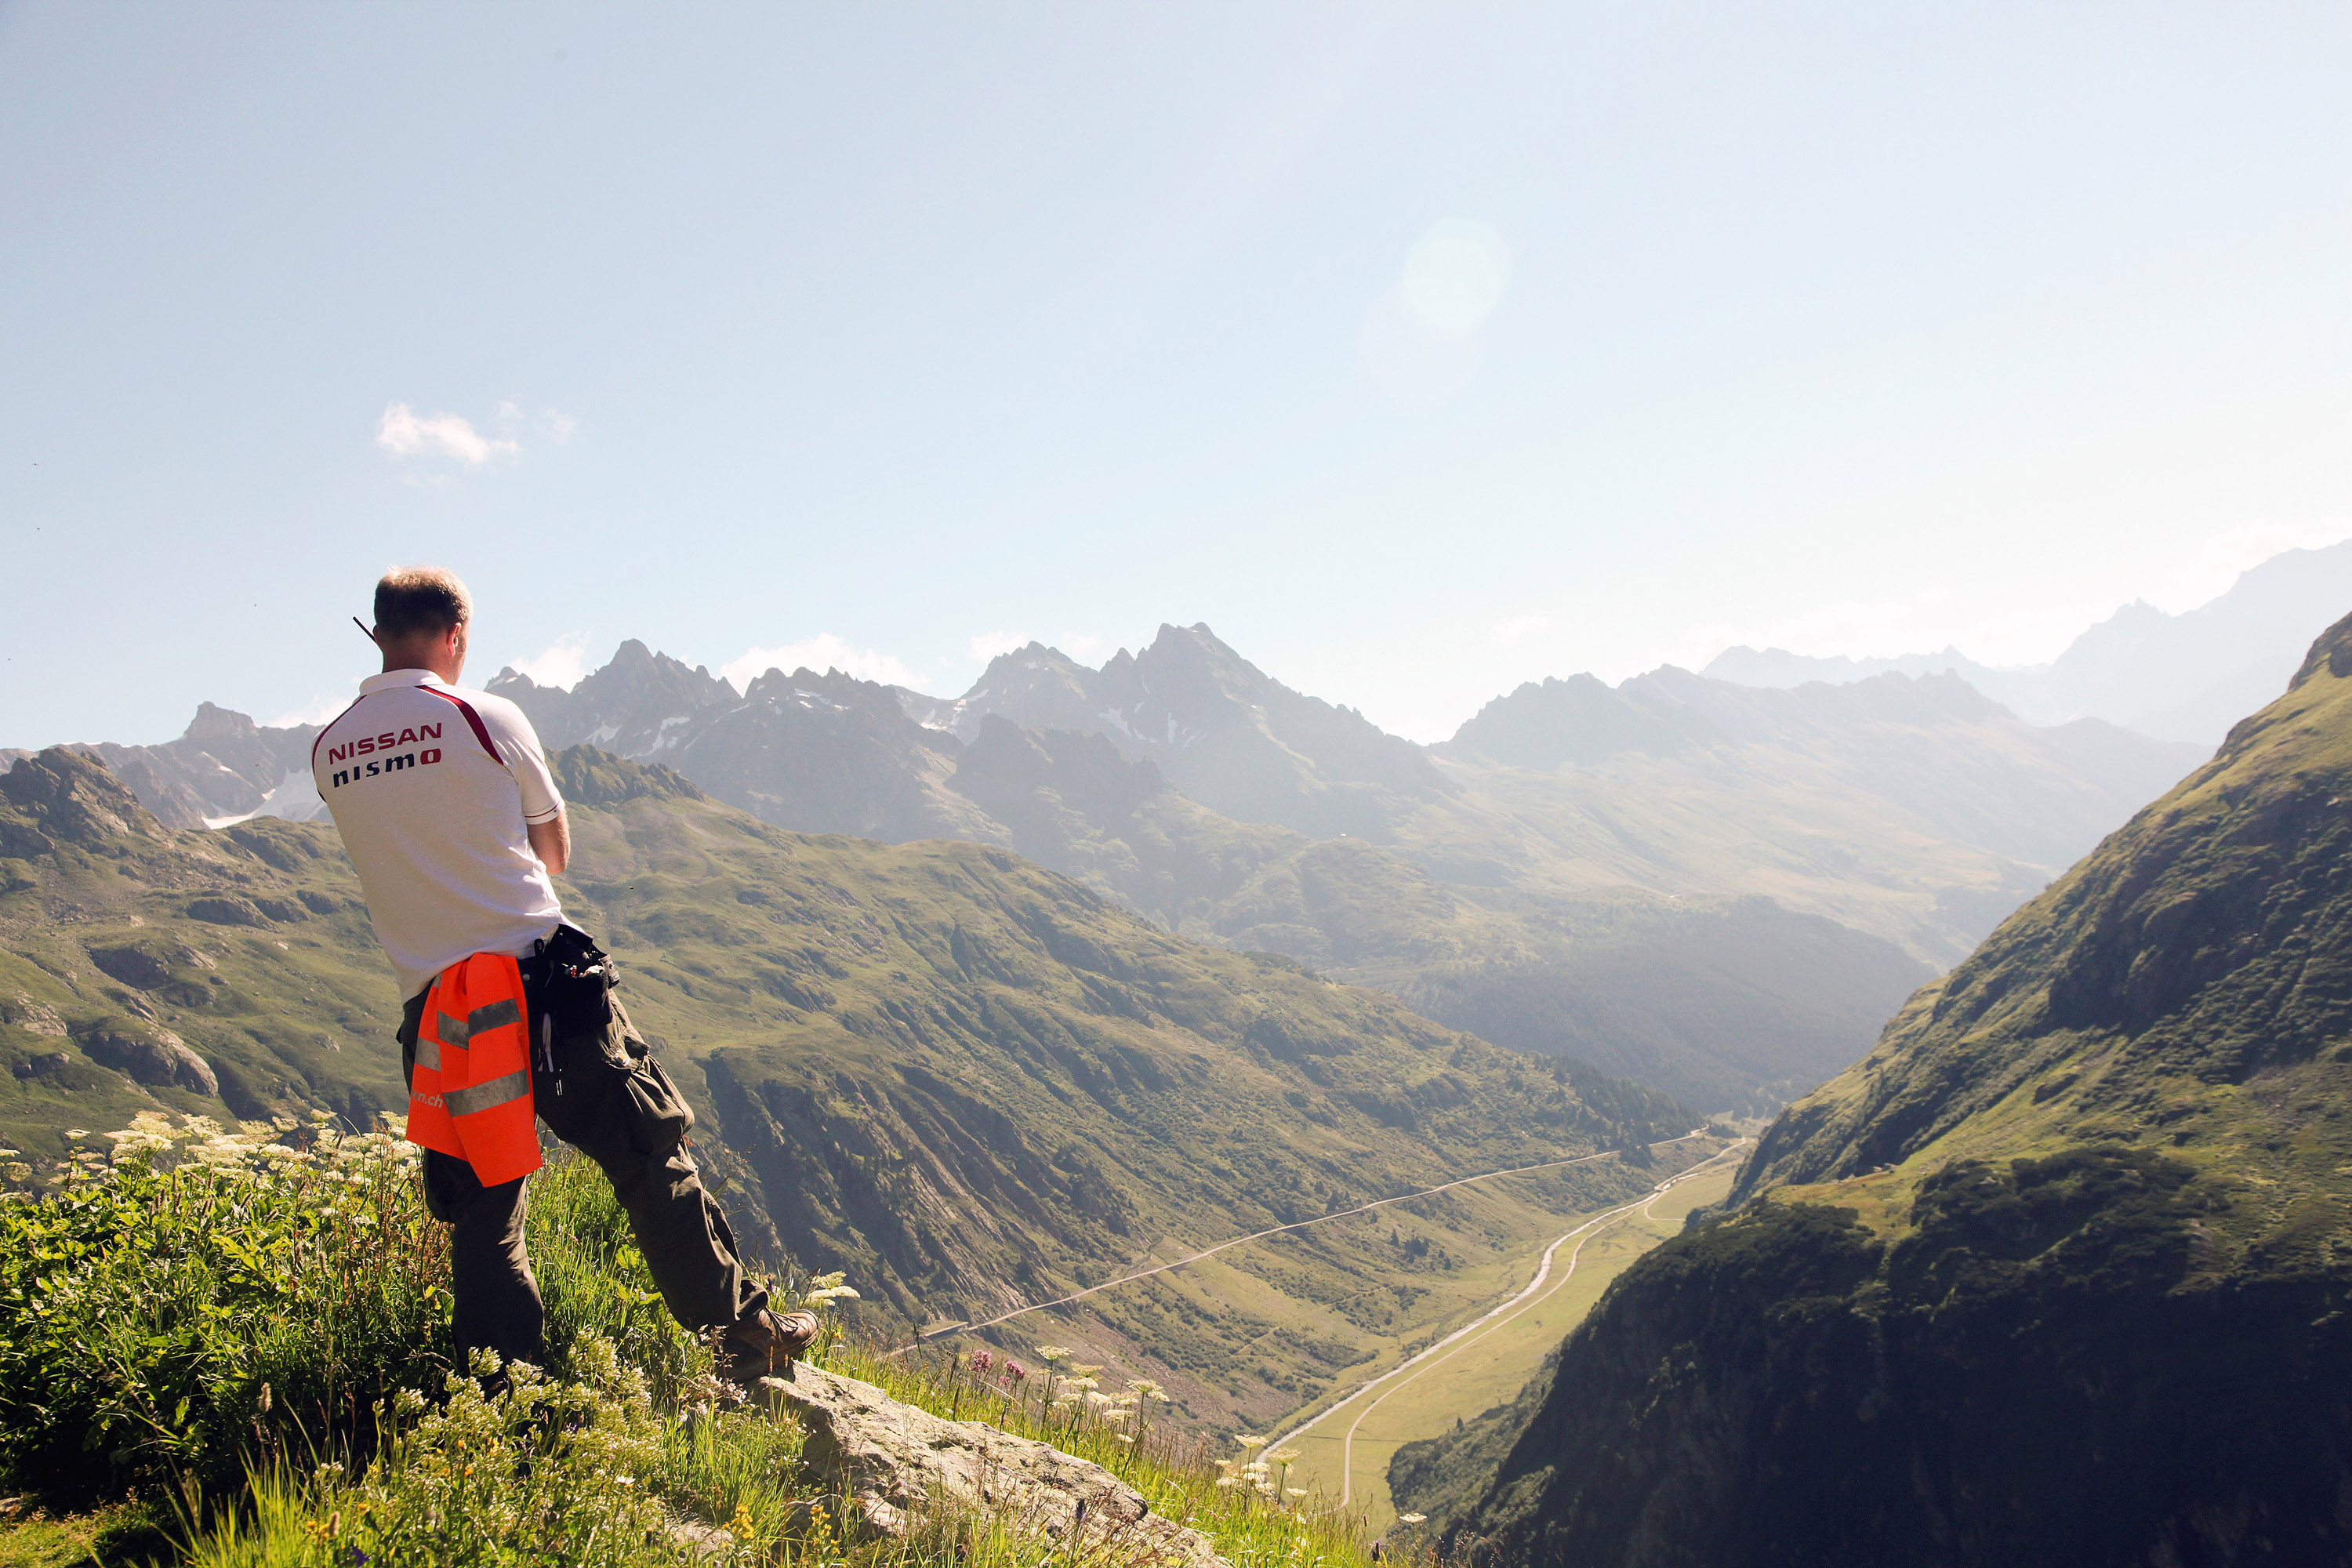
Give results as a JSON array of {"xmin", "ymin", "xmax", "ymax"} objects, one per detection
[
  {"xmin": 48, "ymin": 622, "xmax": 2200, "ymax": 1126},
  {"xmin": 1395, "ymin": 612, "xmax": 2352, "ymax": 1566},
  {"xmin": 0, "ymin": 742, "xmax": 1698, "ymax": 1436},
  {"xmin": 471, "ymin": 624, "xmax": 2193, "ymax": 1112}
]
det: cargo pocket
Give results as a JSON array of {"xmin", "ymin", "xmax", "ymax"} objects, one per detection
[{"xmin": 622, "ymin": 1055, "xmax": 695, "ymax": 1154}]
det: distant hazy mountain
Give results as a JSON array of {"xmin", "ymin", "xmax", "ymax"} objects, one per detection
[
  {"xmin": 486, "ymin": 632, "xmax": 1947, "ymax": 1112},
  {"xmin": 37, "ymin": 617, "xmax": 2212, "ymax": 1116},
  {"xmin": 917, "ymin": 623, "xmax": 1451, "ymax": 840},
  {"xmin": 1404, "ymin": 607, "xmax": 2352, "ymax": 1568},
  {"xmin": 481, "ymin": 624, "xmax": 2201, "ymax": 1105},
  {"xmin": 1704, "ymin": 542, "xmax": 2352, "ymax": 744},
  {"xmin": 1439, "ymin": 666, "xmax": 2203, "ymax": 881},
  {"xmin": 0, "ymin": 743, "xmax": 1693, "ymax": 1433},
  {"xmin": 19, "ymin": 702, "xmax": 325, "ymax": 829}
]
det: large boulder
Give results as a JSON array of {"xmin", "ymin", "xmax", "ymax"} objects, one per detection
[
  {"xmin": 761, "ymin": 1363, "xmax": 1226, "ymax": 1568},
  {"xmin": 79, "ymin": 1021, "xmax": 218, "ymax": 1095}
]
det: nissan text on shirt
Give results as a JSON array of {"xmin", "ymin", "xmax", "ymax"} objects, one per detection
[{"xmin": 311, "ymin": 669, "xmax": 567, "ymax": 1000}]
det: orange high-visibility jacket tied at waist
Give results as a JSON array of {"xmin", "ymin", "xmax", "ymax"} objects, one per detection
[{"xmin": 405, "ymin": 951, "xmax": 542, "ymax": 1186}]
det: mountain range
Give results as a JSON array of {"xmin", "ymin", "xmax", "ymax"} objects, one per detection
[
  {"xmin": 1396, "ymin": 608, "xmax": 2352, "ymax": 1565},
  {"xmin": 0, "ymin": 740, "xmax": 1700, "ymax": 1432},
  {"xmin": 16, "ymin": 619, "xmax": 2203, "ymax": 1116},
  {"xmin": 1704, "ymin": 540, "xmax": 2352, "ymax": 745}
]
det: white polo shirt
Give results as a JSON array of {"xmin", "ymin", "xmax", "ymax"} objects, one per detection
[{"xmin": 311, "ymin": 670, "xmax": 566, "ymax": 1000}]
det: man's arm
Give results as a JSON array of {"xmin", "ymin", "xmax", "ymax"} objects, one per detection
[{"xmin": 528, "ymin": 811, "xmax": 570, "ymax": 877}]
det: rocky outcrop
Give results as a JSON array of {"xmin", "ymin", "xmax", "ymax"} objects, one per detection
[
  {"xmin": 68, "ymin": 705, "xmax": 322, "ymax": 829},
  {"xmin": 79, "ymin": 1020, "xmax": 219, "ymax": 1095},
  {"xmin": 762, "ymin": 1362, "xmax": 1227, "ymax": 1568},
  {"xmin": 0, "ymin": 747, "xmax": 169, "ymax": 847}
]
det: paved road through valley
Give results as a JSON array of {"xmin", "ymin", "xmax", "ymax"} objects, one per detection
[
  {"xmin": 1266, "ymin": 1140, "xmax": 1752, "ymax": 1507},
  {"xmin": 895, "ymin": 1129, "xmax": 1724, "ymax": 1351}
]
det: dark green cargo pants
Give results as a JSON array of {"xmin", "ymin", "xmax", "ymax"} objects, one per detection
[{"xmin": 397, "ymin": 953, "xmax": 765, "ymax": 1375}]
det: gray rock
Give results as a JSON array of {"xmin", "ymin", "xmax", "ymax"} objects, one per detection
[
  {"xmin": 81, "ymin": 1022, "xmax": 218, "ymax": 1095},
  {"xmin": 761, "ymin": 1363, "xmax": 1228, "ymax": 1568}
]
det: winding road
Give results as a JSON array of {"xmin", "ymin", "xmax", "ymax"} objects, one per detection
[
  {"xmin": 1265, "ymin": 1140, "xmax": 1751, "ymax": 1506},
  {"xmin": 897, "ymin": 1129, "xmax": 1721, "ymax": 1350}
]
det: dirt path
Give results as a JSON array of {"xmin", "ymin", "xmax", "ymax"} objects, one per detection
[
  {"xmin": 900, "ymin": 1129, "xmax": 1717, "ymax": 1348},
  {"xmin": 1266, "ymin": 1141, "xmax": 1750, "ymax": 1506}
]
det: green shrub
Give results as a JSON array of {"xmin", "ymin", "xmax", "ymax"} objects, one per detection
[
  {"xmin": 5, "ymin": 1112, "xmax": 1396, "ymax": 1568},
  {"xmin": 187, "ymin": 1341, "xmax": 739, "ymax": 1568},
  {"xmin": 0, "ymin": 1113, "xmax": 448, "ymax": 1505}
]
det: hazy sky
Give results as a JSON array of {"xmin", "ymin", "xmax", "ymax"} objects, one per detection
[{"xmin": 5, "ymin": 2, "xmax": 2348, "ymax": 746}]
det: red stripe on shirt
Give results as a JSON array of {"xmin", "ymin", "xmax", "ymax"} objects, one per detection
[{"xmin": 419, "ymin": 686, "xmax": 503, "ymax": 764}]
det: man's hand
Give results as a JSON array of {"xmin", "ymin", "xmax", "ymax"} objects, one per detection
[{"xmin": 528, "ymin": 811, "xmax": 571, "ymax": 877}]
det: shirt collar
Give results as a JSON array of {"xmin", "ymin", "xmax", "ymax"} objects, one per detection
[{"xmin": 358, "ymin": 669, "xmax": 454, "ymax": 695}]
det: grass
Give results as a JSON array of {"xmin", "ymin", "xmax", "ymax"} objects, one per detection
[
  {"xmin": 1280, "ymin": 1157, "xmax": 1739, "ymax": 1524},
  {"xmin": 2, "ymin": 742, "xmax": 1693, "ymax": 1443},
  {"xmin": 0, "ymin": 1112, "xmax": 1427, "ymax": 1568}
]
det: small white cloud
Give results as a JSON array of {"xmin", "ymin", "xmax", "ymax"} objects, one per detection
[
  {"xmin": 1490, "ymin": 615, "xmax": 1552, "ymax": 644},
  {"xmin": 722, "ymin": 634, "xmax": 916, "ymax": 693},
  {"xmin": 265, "ymin": 684, "xmax": 362, "ymax": 729},
  {"xmin": 968, "ymin": 630, "xmax": 1032, "ymax": 662},
  {"xmin": 509, "ymin": 634, "xmax": 592, "ymax": 691},
  {"xmin": 546, "ymin": 409, "xmax": 577, "ymax": 443},
  {"xmin": 1061, "ymin": 631, "xmax": 1106, "ymax": 660},
  {"xmin": 376, "ymin": 403, "xmax": 520, "ymax": 467}
]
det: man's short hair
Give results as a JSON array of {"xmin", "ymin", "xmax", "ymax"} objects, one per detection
[{"xmin": 374, "ymin": 567, "xmax": 473, "ymax": 639}]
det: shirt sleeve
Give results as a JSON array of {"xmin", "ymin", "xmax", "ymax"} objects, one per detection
[{"xmin": 476, "ymin": 695, "xmax": 566, "ymax": 826}]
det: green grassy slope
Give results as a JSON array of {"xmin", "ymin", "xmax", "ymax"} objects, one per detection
[
  {"xmin": 1, "ymin": 742, "xmax": 1691, "ymax": 1443},
  {"xmin": 1421, "ymin": 612, "xmax": 2352, "ymax": 1567},
  {"xmin": 535, "ymin": 750, "xmax": 1696, "ymax": 1428},
  {"xmin": 1200, "ymin": 841, "xmax": 1930, "ymax": 1114},
  {"xmin": 0, "ymin": 748, "xmax": 407, "ymax": 1171},
  {"xmin": 494, "ymin": 630, "xmax": 2170, "ymax": 1112}
]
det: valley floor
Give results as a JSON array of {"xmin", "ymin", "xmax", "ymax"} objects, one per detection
[
  {"xmin": 1276, "ymin": 1152, "xmax": 1742, "ymax": 1527},
  {"xmin": 949, "ymin": 1136, "xmax": 1734, "ymax": 1440}
]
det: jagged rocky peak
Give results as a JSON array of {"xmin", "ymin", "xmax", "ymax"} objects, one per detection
[
  {"xmin": 51, "ymin": 704, "xmax": 325, "ymax": 829},
  {"xmin": 183, "ymin": 701, "xmax": 264, "ymax": 747},
  {"xmin": 0, "ymin": 746, "xmax": 169, "ymax": 848},
  {"xmin": 741, "ymin": 665, "xmax": 912, "ymax": 717},
  {"xmin": 491, "ymin": 639, "xmax": 737, "ymax": 753},
  {"xmin": 945, "ymin": 641, "xmax": 1105, "ymax": 740},
  {"xmin": 938, "ymin": 622, "xmax": 1443, "ymax": 837}
]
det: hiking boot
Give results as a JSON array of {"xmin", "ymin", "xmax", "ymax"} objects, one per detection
[{"xmin": 716, "ymin": 1308, "xmax": 820, "ymax": 1384}]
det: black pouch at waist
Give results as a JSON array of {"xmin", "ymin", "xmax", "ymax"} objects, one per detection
[{"xmin": 528, "ymin": 924, "xmax": 620, "ymax": 1051}]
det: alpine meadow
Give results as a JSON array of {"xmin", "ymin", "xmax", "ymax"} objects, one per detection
[{"xmin": 6, "ymin": 8, "xmax": 2350, "ymax": 1565}]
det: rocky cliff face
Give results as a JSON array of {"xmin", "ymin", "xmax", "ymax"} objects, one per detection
[
  {"xmin": 60, "ymin": 703, "xmax": 323, "ymax": 829},
  {"xmin": 944, "ymin": 624, "xmax": 1450, "ymax": 840},
  {"xmin": 1421, "ymin": 611, "xmax": 2352, "ymax": 1566}
]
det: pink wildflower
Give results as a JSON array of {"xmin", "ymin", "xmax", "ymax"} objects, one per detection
[
  {"xmin": 971, "ymin": 1349, "xmax": 993, "ymax": 1373},
  {"xmin": 1007, "ymin": 1360, "xmax": 1028, "ymax": 1381}
]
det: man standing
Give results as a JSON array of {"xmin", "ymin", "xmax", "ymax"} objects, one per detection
[{"xmin": 313, "ymin": 565, "xmax": 812, "ymax": 1385}]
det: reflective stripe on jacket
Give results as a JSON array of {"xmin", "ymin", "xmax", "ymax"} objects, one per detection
[{"xmin": 405, "ymin": 951, "xmax": 543, "ymax": 1186}]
